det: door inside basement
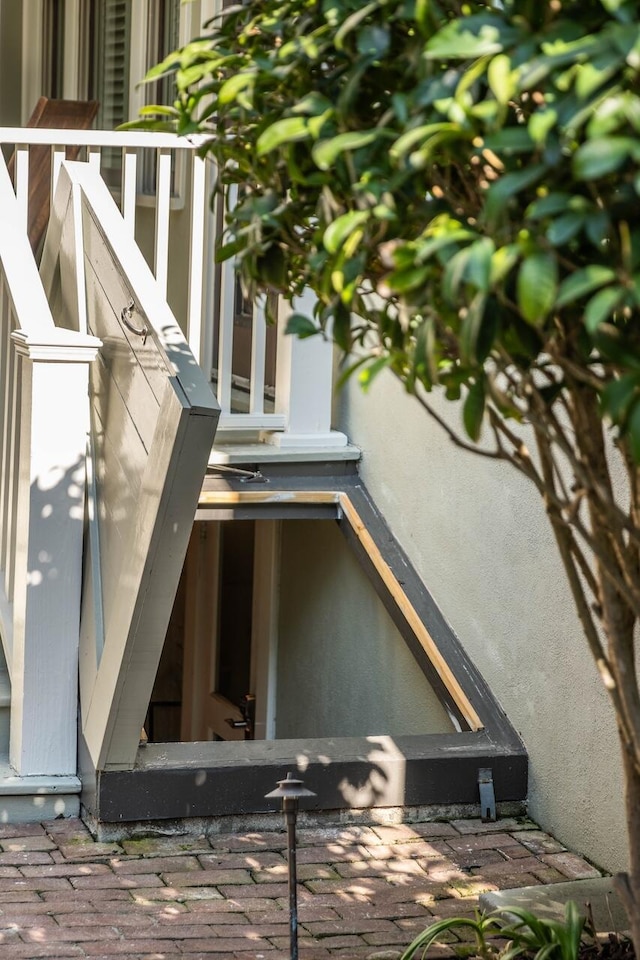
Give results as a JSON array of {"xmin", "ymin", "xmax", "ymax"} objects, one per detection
[{"xmin": 146, "ymin": 518, "xmax": 456, "ymax": 743}]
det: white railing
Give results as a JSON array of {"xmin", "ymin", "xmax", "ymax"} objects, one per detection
[
  {"xmin": 0, "ymin": 127, "xmax": 345, "ymax": 447},
  {"xmin": 0, "ymin": 151, "xmax": 100, "ymax": 777}
]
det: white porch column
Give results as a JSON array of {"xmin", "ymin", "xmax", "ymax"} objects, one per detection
[
  {"xmin": 10, "ymin": 328, "xmax": 101, "ymax": 777},
  {"xmin": 263, "ymin": 290, "xmax": 348, "ymax": 448}
]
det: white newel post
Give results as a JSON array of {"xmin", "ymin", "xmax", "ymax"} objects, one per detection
[
  {"xmin": 263, "ymin": 290, "xmax": 348, "ymax": 448},
  {"xmin": 10, "ymin": 329, "xmax": 101, "ymax": 777}
]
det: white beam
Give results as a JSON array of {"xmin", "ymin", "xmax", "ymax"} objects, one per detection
[{"xmin": 9, "ymin": 328, "xmax": 100, "ymax": 776}]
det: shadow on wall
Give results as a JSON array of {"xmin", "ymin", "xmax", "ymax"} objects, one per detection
[
  {"xmin": 0, "ymin": 454, "xmax": 89, "ymax": 779},
  {"xmin": 290, "ymin": 735, "xmax": 405, "ymax": 809}
]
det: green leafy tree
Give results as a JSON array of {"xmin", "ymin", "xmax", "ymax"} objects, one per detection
[{"xmin": 135, "ymin": 0, "xmax": 640, "ymax": 938}]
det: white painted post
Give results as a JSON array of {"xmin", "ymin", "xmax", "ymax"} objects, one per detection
[
  {"xmin": 262, "ymin": 289, "xmax": 348, "ymax": 448},
  {"xmin": 9, "ymin": 328, "xmax": 101, "ymax": 777}
]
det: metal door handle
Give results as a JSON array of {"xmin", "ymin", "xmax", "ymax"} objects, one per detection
[
  {"xmin": 121, "ymin": 299, "xmax": 149, "ymax": 344},
  {"xmin": 225, "ymin": 693, "xmax": 256, "ymax": 739},
  {"xmin": 226, "ymin": 718, "xmax": 250, "ymax": 729}
]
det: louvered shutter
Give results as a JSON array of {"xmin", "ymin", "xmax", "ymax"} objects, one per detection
[{"xmin": 95, "ymin": 0, "xmax": 131, "ymax": 130}]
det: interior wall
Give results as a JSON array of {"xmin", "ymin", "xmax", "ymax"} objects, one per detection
[
  {"xmin": 276, "ymin": 519, "xmax": 455, "ymax": 739},
  {"xmin": 336, "ymin": 371, "xmax": 625, "ymax": 873}
]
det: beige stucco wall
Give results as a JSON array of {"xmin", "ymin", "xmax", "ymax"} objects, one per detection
[
  {"xmin": 336, "ymin": 371, "xmax": 626, "ymax": 873},
  {"xmin": 276, "ymin": 518, "xmax": 455, "ymax": 739}
]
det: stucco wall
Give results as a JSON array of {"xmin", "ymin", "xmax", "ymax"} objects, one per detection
[
  {"xmin": 276, "ymin": 518, "xmax": 454, "ymax": 739},
  {"xmin": 336, "ymin": 372, "xmax": 625, "ymax": 873}
]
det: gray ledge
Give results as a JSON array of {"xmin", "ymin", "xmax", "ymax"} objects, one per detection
[{"xmin": 479, "ymin": 878, "xmax": 627, "ymax": 934}]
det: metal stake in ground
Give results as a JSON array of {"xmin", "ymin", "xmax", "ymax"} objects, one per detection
[{"xmin": 265, "ymin": 773, "xmax": 316, "ymax": 960}]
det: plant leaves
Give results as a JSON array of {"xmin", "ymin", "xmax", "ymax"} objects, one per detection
[
  {"xmin": 627, "ymin": 398, "xmax": 640, "ymax": 462},
  {"xmin": 312, "ymin": 130, "xmax": 387, "ymax": 170},
  {"xmin": 573, "ymin": 137, "xmax": 638, "ymax": 179},
  {"xmin": 256, "ymin": 117, "xmax": 311, "ymax": 155},
  {"xmin": 517, "ymin": 253, "xmax": 558, "ymax": 326},
  {"xmin": 463, "ymin": 378, "xmax": 486, "ymax": 442},
  {"xmin": 323, "ymin": 211, "xmax": 370, "ymax": 254},
  {"xmin": 584, "ymin": 284, "xmax": 626, "ymax": 331},
  {"xmin": 484, "ymin": 165, "xmax": 547, "ymax": 224},
  {"xmin": 285, "ymin": 313, "xmax": 319, "ymax": 338},
  {"xmin": 555, "ymin": 265, "xmax": 617, "ymax": 307}
]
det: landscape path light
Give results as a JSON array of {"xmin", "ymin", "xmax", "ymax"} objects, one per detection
[{"xmin": 265, "ymin": 772, "xmax": 316, "ymax": 960}]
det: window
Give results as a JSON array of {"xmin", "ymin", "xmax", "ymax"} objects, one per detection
[
  {"xmin": 87, "ymin": 0, "xmax": 182, "ymax": 194},
  {"xmin": 90, "ymin": 0, "xmax": 131, "ymax": 130},
  {"xmin": 139, "ymin": 0, "xmax": 182, "ymax": 196}
]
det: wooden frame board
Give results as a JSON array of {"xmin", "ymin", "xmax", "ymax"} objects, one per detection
[{"xmin": 49, "ymin": 161, "xmax": 219, "ymax": 771}]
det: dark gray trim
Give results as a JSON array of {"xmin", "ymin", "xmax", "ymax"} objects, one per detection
[
  {"xmin": 337, "ymin": 483, "xmax": 524, "ymax": 749},
  {"xmin": 81, "ymin": 466, "xmax": 528, "ymax": 825},
  {"xmin": 86, "ymin": 736, "xmax": 527, "ymax": 823}
]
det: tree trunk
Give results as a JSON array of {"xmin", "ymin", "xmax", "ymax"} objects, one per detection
[{"xmin": 616, "ymin": 743, "xmax": 640, "ymax": 949}]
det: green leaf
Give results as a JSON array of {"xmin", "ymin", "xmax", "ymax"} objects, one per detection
[
  {"xmin": 292, "ymin": 92, "xmax": 334, "ymax": 116},
  {"xmin": 323, "ymin": 211, "xmax": 370, "ymax": 254},
  {"xmin": 359, "ymin": 356, "xmax": 391, "ymax": 390},
  {"xmin": 628, "ymin": 398, "xmax": 640, "ymax": 462},
  {"xmin": 584, "ymin": 285, "xmax": 626, "ymax": 331},
  {"xmin": 529, "ymin": 108, "xmax": 558, "ymax": 145},
  {"xmin": 490, "ymin": 244, "xmax": 520, "ymax": 285},
  {"xmin": 485, "ymin": 165, "xmax": 547, "ymax": 224},
  {"xmin": 137, "ymin": 104, "xmax": 179, "ymax": 117},
  {"xmin": 334, "ymin": 0, "xmax": 381, "ymax": 50},
  {"xmin": 601, "ymin": 374, "xmax": 639, "ymax": 423},
  {"xmin": 460, "ymin": 292, "xmax": 488, "ymax": 364},
  {"xmin": 385, "ymin": 264, "xmax": 431, "ymax": 293},
  {"xmin": 312, "ymin": 130, "xmax": 385, "ymax": 170},
  {"xmin": 465, "ymin": 238, "xmax": 495, "ymax": 293},
  {"xmin": 414, "ymin": 229, "xmax": 476, "ymax": 264},
  {"xmin": 555, "ymin": 265, "xmax": 617, "ymax": 308},
  {"xmin": 413, "ymin": 317, "xmax": 438, "ymax": 387},
  {"xmin": 215, "ymin": 238, "xmax": 244, "ymax": 262},
  {"xmin": 483, "ymin": 128, "xmax": 534, "ymax": 155},
  {"xmin": 463, "ymin": 378, "xmax": 486, "ymax": 442},
  {"xmin": 390, "ymin": 123, "xmax": 460, "ymax": 160},
  {"xmin": 442, "ymin": 247, "xmax": 473, "ymax": 304},
  {"xmin": 573, "ymin": 137, "xmax": 637, "ymax": 179},
  {"xmin": 487, "ymin": 53, "xmax": 514, "ymax": 105},
  {"xmin": 256, "ymin": 117, "xmax": 311, "ymax": 156},
  {"xmin": 357, "ymin": 25, "xmax": 390, "ymax": 58},
  {"xmin": 218, "ymin": 70, "xmax": 256, "ymax": 105},
  {"xmin": 517, "ymin": 253, "xmax": 558, "ymax": 325},
  {"xmin": 585, "ymin": 210, "xmax": 611, "ymax": 246},
  {"xmin": 285, "ymin": 313, "xmax": 319, "ymax": 338},
  {"xmin": 525, "ymin": 192, "xmax": 572, "ymax": 219},
  {"xmin": 424, "ymin": 15, "xmax": 521, "ymax": 60},
  {"xmin": 546, "ymin": 212, "xmax": 584, "ymax": 246}
]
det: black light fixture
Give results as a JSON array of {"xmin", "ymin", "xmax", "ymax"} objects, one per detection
[{"xmin": 265, "ymin": 772, "xmax": 316, "ymax": 960}]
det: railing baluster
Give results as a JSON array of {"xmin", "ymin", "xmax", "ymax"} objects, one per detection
[
  {"xmin": 217, "ymin": 184, "xmax": 238, "ymax": 416},
  {"xmin": 250, "ymin": 296, "xmax": 267, "ymax": 416},
  {"xmin": 15, "ymin": 147, "xmax": 29, "ymax": 232},
  {"xmin": 0, "ymin": 126, "xmax": 340, "ymax": 441},
  {"xmin": 187, "ymin": 153, "xmax": 206, "ymax": 365},
  {"xmin": 122, "ymin": 148, "xmax": 137, "ymax": 234},
  {"xmin": 51, "ymin": 147, "xmax": 66, "ymax": 196},
  {"xmin": 0, "ymin": 277, "xmax": 10, "ymax": 580},
  {"xmin": 154, "ymin": 148, "xmax": 172, "ymax": 296},
  {"xmin": 87, "ymin": 147, "xmax": 101, "ymax": 172},
  {"xmin": 5, "ymin": 338, "xmax": 20, "ymax": 604}
]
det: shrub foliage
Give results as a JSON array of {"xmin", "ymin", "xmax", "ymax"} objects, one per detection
[{"xmin": 136, "ymin": 0, "xmax": 640, "ymax": 937}]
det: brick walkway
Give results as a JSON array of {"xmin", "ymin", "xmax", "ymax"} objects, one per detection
[{"xmin": 0, "ymin": 817, "xmax": 603, "ymax": 959}]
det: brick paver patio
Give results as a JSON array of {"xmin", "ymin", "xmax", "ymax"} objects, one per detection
[{"xmin": 0, "ymin": 816, "xmax": 603, "ymax": 959}]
